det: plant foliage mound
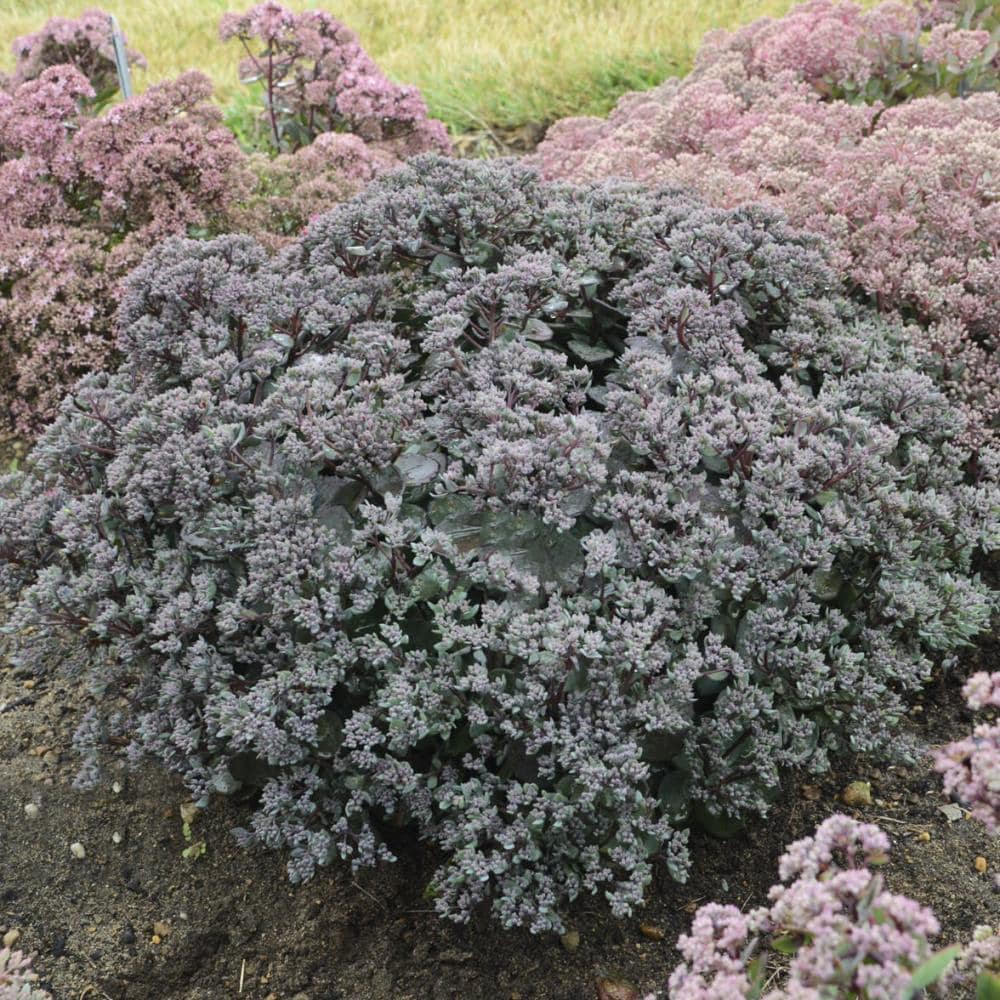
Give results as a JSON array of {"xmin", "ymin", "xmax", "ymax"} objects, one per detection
[
  {"xmin": 534, "ymin": 0, "xmax": 1000, "ymax": 446},
  {"xmin": 2, "ymin": 158, "xmax": 997, "ymax": 933}
]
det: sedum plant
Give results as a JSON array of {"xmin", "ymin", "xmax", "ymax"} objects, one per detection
[
  {"xmin": 692, "ymin": 0, "xmax": 1000, "ymax": 107},
  {"xmin": 533, "ymin": 0, "xmax": 1000, "ymax": 447},
  {"xmin": 657, "ymin": 815, "xmax": 1000, "ymax": 999},
  {"xmin": 219, "ymin": 1, "xmax": 451, "ymax": 157},
  {"xmin": 0, "ymin": 64, "xmax": 253, "ymax": 438},
  {"xmin": 0, "ymin": 948, "xmax": 52, "ymax": 1000},
  {"xmin": 936, "ymin": 671, "xmax": 1000, "ymax": 837},
  {"xmin": 2, "ymin": 7, "xmax": 146, "ymax": 106},
  {"xmin": 1, "ymin": 158, "xmax": 997, "ymax": 933},
  {"xmin": 0, "ymin": 9, "xmax": 444, "ymax": 439}
]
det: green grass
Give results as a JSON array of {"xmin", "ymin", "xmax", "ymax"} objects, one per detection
[{"xmin": 0, "ymin": 0, "xmax": 811, "ymax": 133}]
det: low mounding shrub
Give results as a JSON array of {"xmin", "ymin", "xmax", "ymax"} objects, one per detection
[
  {"xmin": 0, "ymin": 7, "xmax": 446, "ymax": 439},
  {"xmin": 2, "ymin": 7, "xmax": 146, "ymax": 103},
  {"xmin": 2, "ymin": 158, "xmax": 997, "ymax": 933},
  {"xmin": 658, "ymin": 814, "xmax": 1000, "ymax": 999},
  {"xmin": 0, "ymin": 947, "xmax": 51, "ymax": 1000},
  {"xmin": 936, "ymin": 671, "xmax": 1000, "ymax": 837},
  {"xmin": 533, "ymin": 0, "xmax": 1000, "ymax": 446},
  {"xmin": 219, "ymin": 1, "xmax": 451, "ymax": 157}
]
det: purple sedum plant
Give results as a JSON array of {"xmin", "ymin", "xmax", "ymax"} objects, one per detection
[
  {"xmin": 1, "ymin": 158, "xmax": 997, "ymax": 933},
  {"xmin": 656, "ymin": 815, "xmax": 1000, "ymax": 999},
  {"xmin": 219, "ymin": 1, "xmax": 450, "ymax": 157}
]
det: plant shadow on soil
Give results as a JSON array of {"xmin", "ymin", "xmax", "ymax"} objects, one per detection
[{"xmin": 0, "ymin": 627, "xmax": 997, "ymax": 1000}]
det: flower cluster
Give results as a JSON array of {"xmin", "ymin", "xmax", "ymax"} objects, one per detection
[
  {"xmin": 0, "ymin": 7, "xmax": 445, "ymax": 438},
  {"xmin": 219, "ymin": 1, "xmax": 450, "ymax": 157},
  {"xmin": 2, "ymin": 7, "xmax": 146, "ymax": 104},
  {"xmin": 2, "ymin": 158, "xmax": 996, "ymax": 933},
  {"xmin": 693, "ymin": 0, "xmax": 999, "ymax": 104},
  {"xmin": 533, "ymin": 0, "xmax": 1000, "ymax": 445},
  {"xmin": 0, "ymin": 947, "xmax": 51, "ymax": 1000},
  {"xmin": 658, "ymin": 815, "xmax": 999, "ymax": 999},
  {"xmin": 935, "ymin": 671, "xmax": 1000, "ymax": 835},
  {"xmin": 0, "ymin": 65, "xmax": 253, "ymax": 437}
]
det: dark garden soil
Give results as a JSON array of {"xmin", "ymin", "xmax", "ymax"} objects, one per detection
[{"xmin": 1, "ymin": 626, "xmax": 997, "ymax": 1000}]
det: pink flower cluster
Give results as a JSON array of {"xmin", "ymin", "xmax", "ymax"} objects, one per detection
[
  {"xmin": 935, "ymin": 672, "xmax": 1000, "ymax": 835},
  {"xmin": 0, "ymin": 7, "xmax": 444, "ymax": 438},
  {"xmin": 0, "ymin": 946, "xmax": 51, "ymax": 1000},
  {"xmin": 3, "ymin": 7, "xmax": 146, "ymax": 101},
  {"xmin": 692, "ymin": 0, "xmax": 998, "ymax": 101},
  {"xmin": 660, "ymin": 815, "xmax": 998, "ymax": 999},
  {"xmin": 219, "ymin": 1, "xmax": 450, "ymax": 157},
  {"xmin": 0, "ymin": 66, "xmax": 253, "ymax": 436},
  {"xmin": 534, "ymin": 0, "xmax": 1000, "ymax": 444}
]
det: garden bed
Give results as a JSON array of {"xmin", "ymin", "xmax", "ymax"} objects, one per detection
[{"xmin": 2, "ymin": 635, "xmax": 995, "ymax": 1000}]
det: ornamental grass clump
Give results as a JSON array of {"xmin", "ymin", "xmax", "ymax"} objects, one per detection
[
  {"xmin": 534, "ymin": 0, "xmax": 1000, "ymax": 446},
  {"xmin": 2, "ymin": 158, "xmax": 997, "ymax": 933},
  {"xmin": 660, "ymin": 814, "xmax": 1000, "ymax": 999}
]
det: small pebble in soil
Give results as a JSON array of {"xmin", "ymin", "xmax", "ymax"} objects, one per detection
[
  {"xmin": 560, "ymin": 929, "xmax": 580, "ymax": 953},
  {"xmin": 119, "ymin": 926, "xmax": 136, "ymax": 946},
  {"xmin": 841, "ymin": 781, "xmax": 872, "ymax": 807},
  {"xmin": 152, "ymin": 921, "xmax": 170, "ymax": 938},
  {"xmin": 596, "ymin": 978, "xmax": 639, "ymax": 1000},
  {"xmin": 975, "ymin": 856, "xmax": 988, "ymax": 874},
  {"xmin": 69, "ymin": 842, "xmax": 86, "ymax": 860},
  {"xmin": 23, "ymin": 803, "xmax": 39, "ymax": 820},
  {"xmin": 917, "ymin": 831, "xmax": 931, "ymax": 842},
  {"xmin": 112, "ymin": 781, "xmax": 122, "ymax": 794},
  {"xmin": 51, "ymin": 932, "xmax": 67, "ymax": 957},
  {"xmin": 111, "ymin": 832, "xmax": 122, "ymax": 845},
  {"xmin": 150, "ymin": 934, "xmax": 161, "ymax": 946},
  {"xmin": 2, "ymin": 929, "xmax": 20, "ymax": 949},
  {"xmin": 639, "ymin": 923, "xmax": 665, "ymax": 941}
]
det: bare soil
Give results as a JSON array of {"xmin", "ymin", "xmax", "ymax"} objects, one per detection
[{"xmin": 1, "ymin": 632, "xmax": 997, "ymax": 1000}]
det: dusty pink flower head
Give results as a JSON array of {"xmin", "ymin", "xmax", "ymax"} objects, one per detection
[
  {"xmin": 936, "ymin": 671, "xmax": 1000, "ymax": 835},
  {"xmin": 6, "ymin": 8, "xmax": 146, "ymax": 98},
  {"xmin": 219, "ymin": 2, "xmax": 450, "ymax": 157},
  {"xmin": 665, "ymin": 816, "xmax": 951, "ymax": 999},
  {"xmin": 922, "ymin": 24, "xmax": 992, "ymax": 69}
]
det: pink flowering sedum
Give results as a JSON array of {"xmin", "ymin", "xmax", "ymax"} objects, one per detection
[
  {"xmin": 220, "ymin": 1, "xmax": 450, "ymax": 157},
  {"xmin": 0, "ymin": 8, "xmax": 444, "ymax": 438},
  {"xmin": 935, "ymin": 671, "xmax": 1000, "ymax": 834},
  {"xmin": 534, "ymin": 0, "xmax": 1000, "ymax": 444},
  {"xmin": 0, "ymin": 67, "xmax": 254, "ymax": 437},
  {"xmin": 3, "ymin": 7, "xmax": 146, "ymax": 102},
  {"xmin": 661, "ymin": 815, "xmax": 998, "ymax": 999}
]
